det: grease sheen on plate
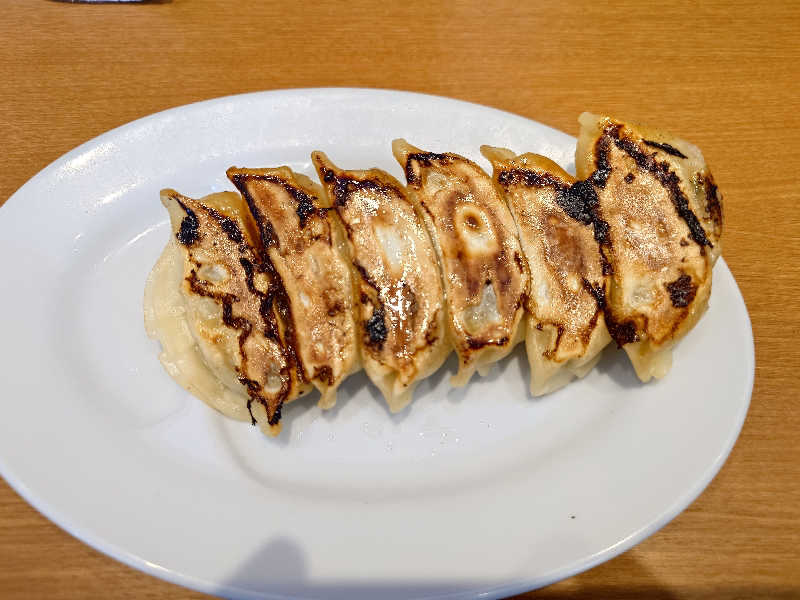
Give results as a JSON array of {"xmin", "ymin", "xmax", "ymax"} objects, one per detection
[{"xmin": 0, "ymin": 89, "xmax": 753, "ymax": 600}]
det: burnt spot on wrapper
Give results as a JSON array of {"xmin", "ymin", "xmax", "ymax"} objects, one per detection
[
  {"xmin": 590, "ymin": 132, "xmax": 615, "ymax": 188},
  {"xmin": 642, "ymin": 139, "xmax": 688, "ymax": 159},
  {"xmin": 598, "ymin": 124, "xmax": 712, "ymax": 250},
  {"xmin": 330, "ymin": 176, "xmax": 385, "ymax": 208},
  {"xmin": 176, "ymin": 200, "xmax": 200, "ymax": 246},
  {"xmin": 313, "ymin": 365, "xmax": 334, "ymax": 387},
  {"xmin": 466, "ymin": 335, "xmax": 509, "ymax": 350},
  {"xmin": 206, "ymin": 208, "xmax": 244, "ymax": 244},
  {"xmin": 581, "ymin": 277, "xmax": 606, "ymax": 309},
  {"xmin": 698, "ymin": 171, "xmax": 724, "ymax": 235},
  {"xmin": 293, "ymin": 192, "xmax": 317, "ymax": 228},
  {"xmin": 405, "ymin": 152, "xmax": 455, "ymax": 186},
  {"xmin": 605, "ymin": 315, "xmax": 639, "ymax": 347},
  {"xmin": 227, "ymin": 178, "xmax": 278, "ymax": 252},
  {"xmin": 556, "ymin": 179, "xmax": 598, "ymax": 226},
  {"xmin": 351, "ymin": 261, "xmax": 390, "ymax": 350},
  {"xmin": 365, "ymin": 306, "xmax": 388, "ymax": 348},
  {"xmin": 173, "ymin": 193, "xmax": 301, "ymax": 428},
  {"xmin": 666, "ymin": 273, "xmax": 697, "ymax": 308},
  {"xmin": 497, "ymin": 166, "xmax": 613, "ymax": 274}
]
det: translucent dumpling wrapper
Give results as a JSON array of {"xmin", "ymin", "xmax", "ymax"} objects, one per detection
[
  {"xmin": 575, "ymin": 113, "xmax": 723, "ymax": 381},
  {"xmin": 393, "ymin": 140, "xmax": 529, "ymax": 387},
  {"xmin": 144, "ymin": 190, "xmax": 310, "ymax": 436},
  {"xmin": 312, "ymin": 152, "xmax": 450, "ymax": 412},
  {"xmin": 482, "ymin": 147, "xmax": 611, "ymax": 395},
  {"xmin": 227, "ymin": 166, "xmax": 359, "ymax": 410}
]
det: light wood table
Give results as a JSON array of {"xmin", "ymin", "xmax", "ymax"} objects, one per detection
[{"xmin": 2, "ymin": 1, "xmax": 798, "ymax": 598}]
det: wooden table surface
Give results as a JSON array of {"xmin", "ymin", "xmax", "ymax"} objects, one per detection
[{"xmin": 2, "ymin": 0, "xmax": 798, "ymax": 598}]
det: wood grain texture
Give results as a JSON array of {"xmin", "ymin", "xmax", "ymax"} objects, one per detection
[{"xmin": 1, "ymin": 0, "xmax": 799, "ymax": 597}]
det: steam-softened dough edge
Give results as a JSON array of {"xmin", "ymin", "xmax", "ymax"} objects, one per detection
[
  {"xmin": 144, "ymin": 237, "xmax": 253, "ymax": 422},
  {"xmin": 146, "ymin": 191, "xmax": 308, "ymax": 436},
  {"xmin": 524, "ymin": 322, "xmax": 609, "ymax": 395}
]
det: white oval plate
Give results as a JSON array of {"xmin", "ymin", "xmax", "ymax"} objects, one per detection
[{"xmin": 0, "ymin": 89, "xmax": 753, "ymax": 599}]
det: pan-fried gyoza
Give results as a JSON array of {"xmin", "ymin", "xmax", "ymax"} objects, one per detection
[
  {"xmin": 392, "ymin": 140, "xmax": 529, "ymax": 387},
  {"xmin": 145, "ymin": 113, "xmax": 723, "ymax": 435},
  {"xmin": 481, "ymin": 147, "xmax": 611, "ymax": 395},
  {"xmin": 312, "ymin": 152, "xmax": 449, "ymax": 412},
  {"xmin": 144, "ymin": 190, "xmax": 310, "ymax": 436},
  {"xmin": 226, "ymin": 166, "xmax": 358, "ymax": 410},
  {"xmin": 575, "ymin": 113, "xmax": 722, "ymax": 381}
]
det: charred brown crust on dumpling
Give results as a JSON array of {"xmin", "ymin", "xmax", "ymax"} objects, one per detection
[
  {"xmin": 254, "ymin": 258, "xmax": 306, "ymax": 392},
  {"xmin": 365, "ymin": 305, "xmax": 388, "ymax": 347},
  {"xmin": 665, "ymin": 273, "xmax": 697, "ymax": 308},
  {"xmin": 464, "ymin": 334, "xmax": 509, "ymax": 350},
  {"xmin": 589, "ymin": 133, "xmax": 614, "ymax": 189},
  {"xmin": 217, "ymin": 188, "xmax": 308, "ymax": 402},
  {"xmin": 403, "ymin": 152, "xmax": 453, "ymax": 185},
  {"xmin": 149, "ymin": 115, "xmax": 725, "ymax": 433},
  {"xmin": 329, "ymin": 173, "xmax": 387, "ymax": 209},
  {"xmin": 486, "ymin": 150, "xmax": 609, "ymax": 363},
  {"xmin": 227, "ymin": 175, "xmax": 310, "ymax": 387},
  {"xmin": 228, "ymin": 173, "xmax": 328, "ymax": 248},
  {"xmin": 576, "ymin": 114, "xmax": 719, "ymax": 372},
  {"xmin": 351, "ymin": 260, "xmax": 389, "ymax": 351},
  {"xmin": 605, "ymin": 317, "xmax": 639, "ymax": 347},
  {"xmin": 168, "ymin": 193, "xmax": 297, "ymax": 426},
  {"xmin": 323, "ymin": 173, "xmax": 424, "ymax": 358},
  {"xmin": 594, "ymin": 123, "xmax": 712, "ymax": 251},
  {"xmin": 696, "ymin": 171, "xmax": 724, "ymax": 239},
  {"xmin": 581, "ymin": 277, "xmax": 606, "ymax": 307},
  {"xmin": 175, "ymin": 200, "xmax": 200, "ymax": 246},
  {"xmin": 209, "ymin": 209, "xmax": 245, "ymax": 244},
  {"xmin": 396, "ymin": 141, "xmax": 528, "ymax": 384},
  {"xmin": 642, "ymin": 139, "xmax": 688, "ymax": 159},
  {"xmin": 496, "ymin": 167, "xmax": 614, "ymax": 275},
  {"xmin": 312, "ymin": 151, "xmax": 449, "ymax": 402},
  {"xmin": 227, "ymin": 168, "xmax": 358, "ymax": 407}
]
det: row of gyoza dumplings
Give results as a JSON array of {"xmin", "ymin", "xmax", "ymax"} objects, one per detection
[{"xmin": 144, "ymin": 113, "xmax": 723, "ymax": 435}]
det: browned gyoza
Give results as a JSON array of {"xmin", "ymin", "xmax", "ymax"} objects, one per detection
[
  {"xmin": 146, "ymin": 116, "xmax": 724, "ymax": 435},
  {"xmin": 392, "ymin": 140, "xmax": 529, "ymax": 386},
  {"xmin": 227, "ymin": 166, "xmax": 359, "ymax": 410},
  {"xmin": 575, "ymin": 113, "xmax": 723, "ymax": 380},
  {"xmin": 482, "ymin": 147, "xmax": 611, "ymax": 394},
  {"xmin": 147, "ymin": 190, "xmax": 310, "ymax": 436},
  {"xmin": 312, "ymin": 152, "xmax": 450, "ymax": 411}
]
